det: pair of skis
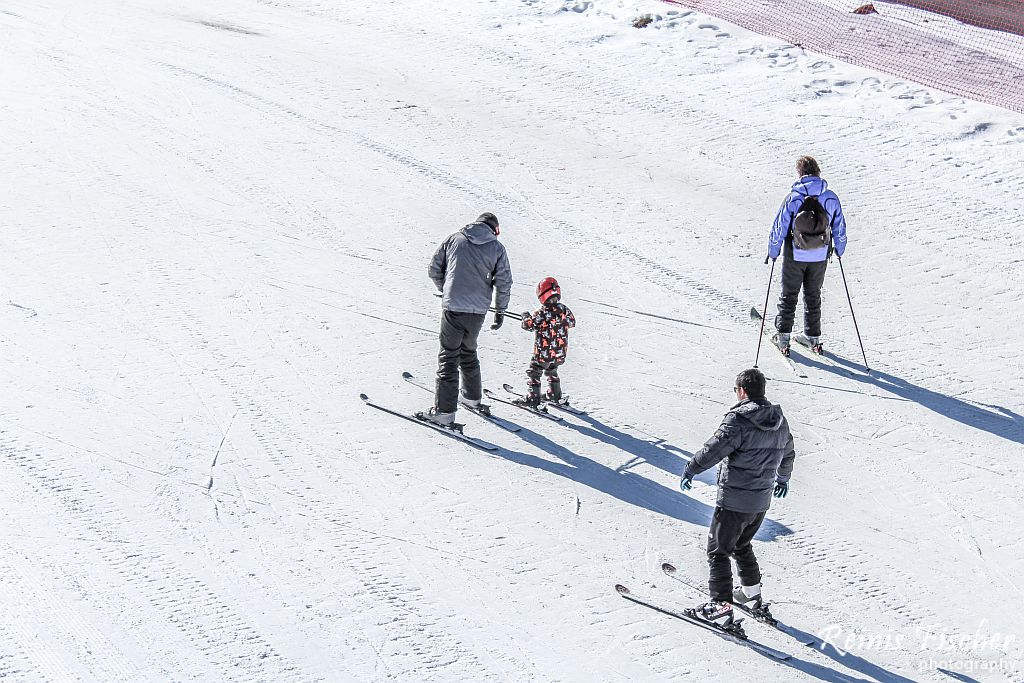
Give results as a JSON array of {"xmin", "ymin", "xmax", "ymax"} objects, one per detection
[
  {"xmin": 402, "ymin": 372, "xmax": 522, "ymax": 433},
  {"xmin": 359, "ymin": 394, "xmax": 500, "ymax": 452},
  {"xmin": 751, "ymin": 307, "xmax": 859, "ymax": 378},
  {"xmin": 660, "ymin": 562, "xmax": 818, "ymax": 647},
  {"xmin": 616, "ymin": 562, "xmax": 806, "ymax": 661},
  {"xmin": 483, "ymin": 384, "xmax": 587, "ymax": 421}
]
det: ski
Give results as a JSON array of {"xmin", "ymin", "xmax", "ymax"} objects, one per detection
[
  {"xmin": 501, "ymin": 383, "xmax": 586, "ymax": 415},
  {"xmin": 359, "ymin": 394, "xmax": 499, "ymax": 452},
  {"xmin": 402, "ymin": 372, "xmax": 521, "ymax": 432},
  {"xmin": 614, "ymin": 584, "xmax": 791, "ymax": 661},
  {"xmin": 483, "ymin": 388, "xmax": 563, "ymax": 422},
  {"xmin": 661, "ymin": 562, "xmax": 817, "ymax": 647},
  {"xmin": 750, "ymin": 307, "xmax": 808, "ymax": 378}
]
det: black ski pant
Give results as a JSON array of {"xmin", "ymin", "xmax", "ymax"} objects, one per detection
[
  {"xmin": 774, "ymin": 257, "xmax": 828, "ymax": 337},
  {"xmin": 707, "ymin": 506, "xmax": 766, "ymax": 602},
  {"xmin": 526, "ymin": 359, "xmax": 561, "ymax": 400},
  {"xmin": 435, "ymin": 311, "xmax": 485, "ymax": 413}
]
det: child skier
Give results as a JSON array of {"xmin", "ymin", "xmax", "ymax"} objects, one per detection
[{"xmin": 515, "ymin": 277, "xmax": 576, "ymax": 407}]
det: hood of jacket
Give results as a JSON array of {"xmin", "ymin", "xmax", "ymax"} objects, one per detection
[
  {"xmin": 461, "ymin": 222, "xmax": 498, "ymax": 245},
  {"xmin": 731, "ymin": 398, "xmax": 785, "ymax": 432},
  {"xmin": 791, "ymin": 175, "xmax": 828, "ymax": 197}
]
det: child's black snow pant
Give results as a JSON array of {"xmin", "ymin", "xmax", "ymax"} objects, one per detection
[
  {"xmin": 707, "ymin": 506, "xmax": 766, "ymax": 602},
  {"xmin": 526, "ymin": 359, "xmax": 561, "ymax": 401}
]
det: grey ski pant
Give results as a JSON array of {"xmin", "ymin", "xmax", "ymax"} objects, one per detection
[
  {"xmin": 707, "ymin": 506, "xmax": 766, "ymax": 602},
  {"xmin": 435, "ymin": 311, "xmax": 486, "ymax": 413},
  {"xmin": 774, "ymin": 256, "xmax": 828, "ymax": 337}
]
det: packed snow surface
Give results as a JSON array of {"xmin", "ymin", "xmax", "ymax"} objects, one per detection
[{"xmin": 1, "ymin": 0, "xmax": 1022, "ymax": 681}]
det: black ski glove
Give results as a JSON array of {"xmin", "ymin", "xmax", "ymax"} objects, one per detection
[
  {"xmin": 773, "ymin": 481, "xmax": 789, "ymax": 498},
  {"xmin": 490, "ymin": 311, "xmax": 504, "ymax": 330},
  {"xmin": 680, "ymin": 477, "xmax": 693, "ymax": 492}
]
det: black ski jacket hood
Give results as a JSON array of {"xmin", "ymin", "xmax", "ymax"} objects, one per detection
[{"xmin": 683, "ymin": 398, "xmax": 796, "ymax": 513}]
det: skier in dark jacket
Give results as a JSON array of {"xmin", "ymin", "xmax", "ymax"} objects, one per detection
[
  {"xmin": 421, "ymin": 212, "xmax": 513, "ymax": 426},
  {"xmin": 767, "ymin": 155, "xmax": 848, "ymax": 356},
  {"xmin": 680, "ymin": 368, "xmax": 795, "ymax": 629}
]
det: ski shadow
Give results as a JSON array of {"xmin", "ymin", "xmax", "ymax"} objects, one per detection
[
  {"xmin": 786, "ymin": 625, "xmax": 923, "ymax": 683},
  {"xmin": 747, "ymin": 651, "xmax": 877, "ymax": 683},
  {"xmin": 496, "ymin": 422, "xmax": 792, "ymax": 540},
  {"xmin": 556, "ymin": 410, "xmax": 693, "ymax": 478},
  {"xmin": 815, "ymin": 352, "xmax": 1024, "ymax": 446}
]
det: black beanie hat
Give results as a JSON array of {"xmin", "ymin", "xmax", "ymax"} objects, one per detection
[{"xmin": 477, "ymin": 212, "xmax": 499, "ymax": 231}]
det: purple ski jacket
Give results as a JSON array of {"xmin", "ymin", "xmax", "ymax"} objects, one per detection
[{"xmin": 767, "ymin": 176, "xmax": 848, "ymax": 263}]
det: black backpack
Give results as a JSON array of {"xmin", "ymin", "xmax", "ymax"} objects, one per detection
[{"xmin": 791, "ymin": 195, "xmax": 831, "ymax": 250}]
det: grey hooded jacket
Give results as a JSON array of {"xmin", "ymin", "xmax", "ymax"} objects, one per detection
[
  {"xmin": 683, "ymin": 398, "xmax": 796, "ymax": 513},
  {"xmin": 429, "ymin": 222, "xmax": 513, "ymax": 315}
]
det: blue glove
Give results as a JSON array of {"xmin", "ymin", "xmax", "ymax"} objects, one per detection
[
  {"xmin": 773, "ymin": 481, "xmax": 789, "ymax": 498},
  {"xmin": 680, "ymin": 478, "xmax": 693, "ymax": 491}
]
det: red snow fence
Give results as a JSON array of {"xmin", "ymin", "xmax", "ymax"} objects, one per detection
[{"xmin": 661, "ymin": 0, "xmax": 1024, "ymax": 113}]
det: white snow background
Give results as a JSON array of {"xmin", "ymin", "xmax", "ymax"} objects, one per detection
[{"xmin": 1, "ymin": 0, "xmax": 1023, "ymax": 681}]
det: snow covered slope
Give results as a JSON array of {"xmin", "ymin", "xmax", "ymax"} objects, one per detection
[{"xmin": 1, "ymin": 0, "xmax": 1022, "ymax": 680}]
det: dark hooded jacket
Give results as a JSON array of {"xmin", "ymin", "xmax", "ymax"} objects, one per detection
[
  {"xmin": 429, "ymin": 221, "xmax": 513, "ymax": 315},
  {"xmin": 683, "ymin": 398, "xmax": 796, "ymax": 513}
]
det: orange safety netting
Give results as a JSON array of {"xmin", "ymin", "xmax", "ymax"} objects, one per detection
[{"xmin": 662, "ymin": 0, "xmax": 1024, "ymax": 113}]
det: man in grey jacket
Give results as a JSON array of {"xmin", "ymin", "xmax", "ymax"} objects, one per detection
[
  {"xmin": 680, "ymin": 368, "xmax": 795, "ymax": 628},
  {"xmin": 421, "ymin": 212, "xmax": 513, "ymax": 426}
]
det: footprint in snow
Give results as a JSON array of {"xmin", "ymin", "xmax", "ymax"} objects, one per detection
[{"xmin": 697, "ymin": 23, "xmax": 730, "ymax": 37}]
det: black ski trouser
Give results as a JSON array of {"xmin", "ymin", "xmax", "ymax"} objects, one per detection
[
  {"xmin": 435, "ymin": 311, "xmax": 486, "ymax": 413},
  {"xmin": 774, "ymin": 256, "xmax": 828, "ymax": 337},
  {"xmin": 526, "ymin": 360, "xmax": 561, "ymax": 400},
  {"xmin": 707, "ymin": 506, "xmax": 766, "ymax": 602}
]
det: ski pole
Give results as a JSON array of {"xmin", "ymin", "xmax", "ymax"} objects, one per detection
[
  {"xmin": 490, "ymin": 307, "xmax": 521, "ymax": 321},
  {"xmin": 754, "ymin": 258, "xmax": 776, "ymax": 369},
  {"xmin": 837, "ymin": 256, "xmax": 869, "ymax": 371},
  {"xmin": 433, "ymin": 293, "xmax": 522, "ymax": 320}
]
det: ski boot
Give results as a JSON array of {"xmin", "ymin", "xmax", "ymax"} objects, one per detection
[
  {"xmin": 804, "ymin": 335, "xmax": 824, "ymax": 355},
  {"xmin": 513, "ymin": 392, "xmax": 541, "ymax": 408},
  {"xmin": 459, "ymin": 393, "xmax": 491, "ymax": 416},
  {"xmin": 732, "ymin": 585, "xmax": 776, "ymax": 624},
  {"xmin": 773, "ymin": 332, "xmax": 791, "ymax": 357},
  {"xmin": 545, "ymin": 377, "xmax": 562, "ymax": 403},
  {"xmin": 416, "ymin": 407, "xmax": 460, "ymax": 430},
  {"xmin": 732, "ymin": 584, "xmax": 762, "ymax": 610},
  {"xmin": 687, "ymin": 601, "xmax": 744, "ymax": 635}
]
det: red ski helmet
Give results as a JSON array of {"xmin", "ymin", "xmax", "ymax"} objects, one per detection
[{"xmin": 537, "ymin": 277, "xmax": 560, "ymax": 304}]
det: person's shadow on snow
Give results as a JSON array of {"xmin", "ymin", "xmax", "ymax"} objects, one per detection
[
  {"xmin": 797, "ymin": 350, "xmax": 1024, "ymax": 446},
  {"xmin": 495, "ymin": 418, "xmax": 792, "ymax": 541},
  {"xmin": 556, "ymin": 410, "xmax": 693, "ymax": 478}
]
